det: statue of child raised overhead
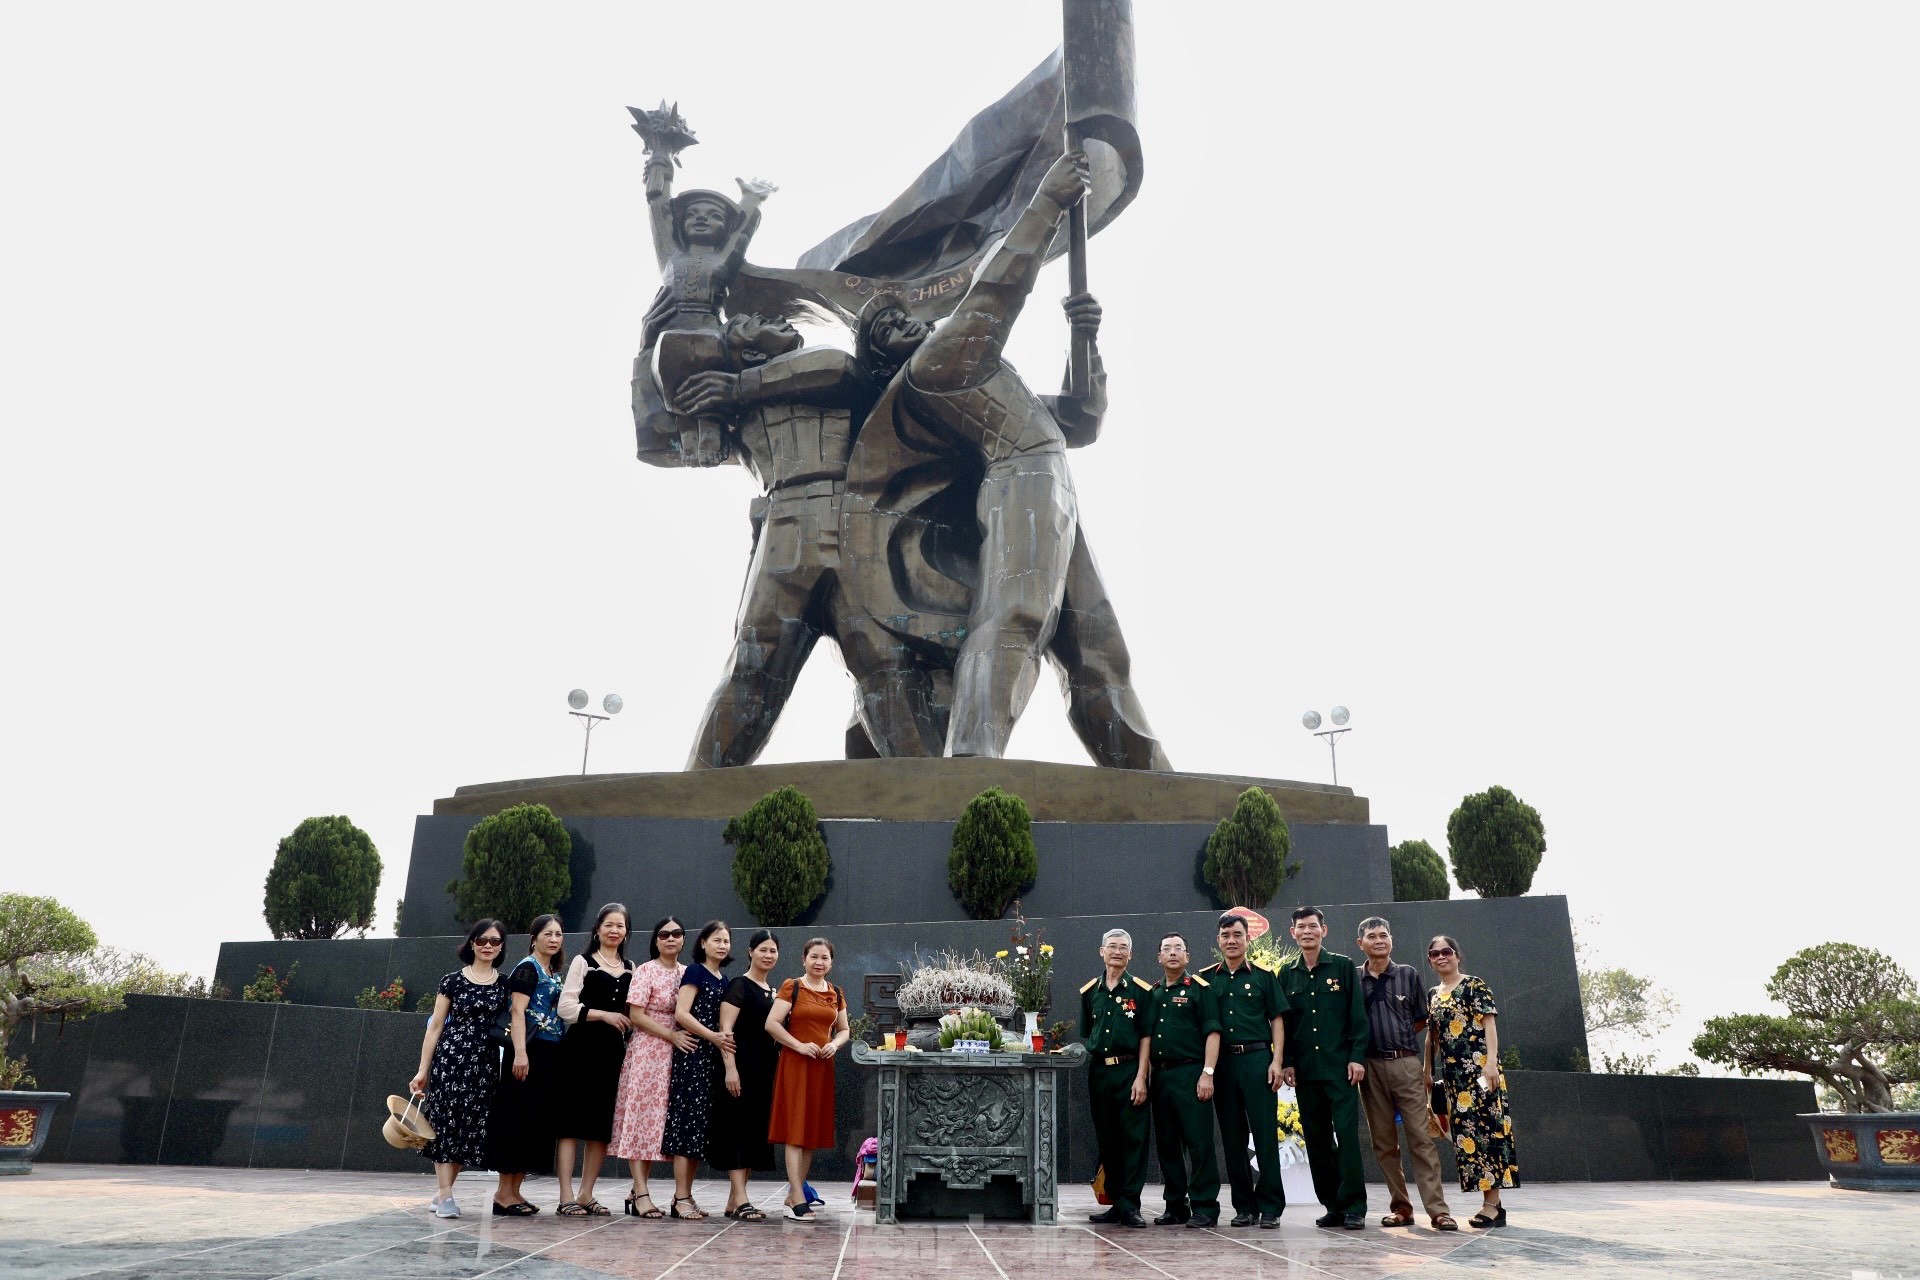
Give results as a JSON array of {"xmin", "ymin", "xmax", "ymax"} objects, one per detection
[{"xmin": 629, "ymin": 101, "xmax": 776, "ymax": 466}]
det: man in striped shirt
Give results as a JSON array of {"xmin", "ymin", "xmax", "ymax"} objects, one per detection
[{"xmin": 1356, "ymin": 916, "xmax": 1456, "ymax": 1231}]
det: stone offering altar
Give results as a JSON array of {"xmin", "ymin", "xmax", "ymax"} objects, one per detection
[{"xmin": 853, "ymin": 1042, "xmax": 1086, "ymax": 1223}]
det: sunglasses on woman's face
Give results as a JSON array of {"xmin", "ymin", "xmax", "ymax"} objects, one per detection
[
  {"xmin": 657, "ymin": 928, "xmax": 685, "ymax": 940},
  {"xmin": 1427, "ymin": 947, "xmax": 1455, "ymax": 958},
  {"xmin": 476, "ymin": 938, "xmax": 504, "ymax": 948}
]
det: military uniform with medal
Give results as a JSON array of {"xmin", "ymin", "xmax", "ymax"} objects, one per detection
[{"xmin": 1080, "ymin": 928, "xmax": 1154, "ymax": 1226}]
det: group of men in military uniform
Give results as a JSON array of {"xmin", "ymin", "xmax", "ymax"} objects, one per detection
[{"xmin": 1078, "ymin": 908, "xmax": 1373, "ymax": 1231}]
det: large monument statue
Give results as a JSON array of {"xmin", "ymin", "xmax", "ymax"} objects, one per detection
[{"xmin": 632, "ymin": 0, "xmax": 1165, "ymax": 771}]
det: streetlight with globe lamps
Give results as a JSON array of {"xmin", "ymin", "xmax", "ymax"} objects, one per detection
[
  {"xmin": 567, "ymin": 689, "xmax": 623, "ymax": 775},
  {"xmin": 1301, "ymin": 706, "xmax": 1352, "ymax": 786}
]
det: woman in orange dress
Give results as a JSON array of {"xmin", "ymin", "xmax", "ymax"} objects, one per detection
[{"xmin": 765, "ymin": 937, "xmax": 849, "ymax": 1223}]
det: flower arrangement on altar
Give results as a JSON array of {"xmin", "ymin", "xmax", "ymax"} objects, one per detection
[{"xmin": 993, "ymin": 904, "xmax": 1055, "ymax": 1014}]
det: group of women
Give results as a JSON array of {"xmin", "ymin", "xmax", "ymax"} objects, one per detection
[{"xmin": 409, "ymin": 905, "xmax": 850, "ymax": 1224}]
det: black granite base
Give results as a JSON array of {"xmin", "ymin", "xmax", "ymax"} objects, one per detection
[
  {"xmin": 397, "ymin": 815, "xmax": 1395, "ymax": 939},
  {"xmin": 218, "ymin": 897, "xmax": 1591, "ymax": 1076},
  {"xmin": 12, "ymin": 994, "xmax": 1819, "ymax": 1184}
]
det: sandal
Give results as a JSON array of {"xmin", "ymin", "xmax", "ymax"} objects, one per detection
[
  {"xmin": 1380, "ymin": 1212, "xmax": 1415, "ymax": 1227},
  {"xmin": 582, "ymin": 1200, "xmax": 612, "ymax": 1217},
  {"xmin": 1431, "ymin": 1213, "xmax": 1460, "ymax": 1231},
  {"xmin": 734, "ymin": 1204, "xmax": 767, "ymax": 1222},
  {"xmin": 671, "ymin": 1195, "xmax": 707, "ymax": 1220},
  {"xmin": 557, "ymin": 1201, "xmax": 589, "ymax": 1217},
  {"xmin": 1468, "ymin": 1205, "xmax": 1507, "ymax": 1229},
  {"xmin": 492, "ymin": 1201, "xmax": 539, "ymax": 1217},
  {"xmin": 625, "ymin": 1193, "xmax": 666, "ymax": 1220}
]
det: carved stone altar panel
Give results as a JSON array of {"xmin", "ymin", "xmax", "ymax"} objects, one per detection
[
  {"xmin": 905, "ymin": 1074, "xmax": 1026, "ymax": 1150},
  {"xmin": 854, "ymin": 1044, "xmax": 1083, "ymax": 1225}
]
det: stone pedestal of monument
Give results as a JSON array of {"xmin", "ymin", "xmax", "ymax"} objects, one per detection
[{"xmin": 854, "ymin": 1041, "xmax": 1085, "ymax": 1224}]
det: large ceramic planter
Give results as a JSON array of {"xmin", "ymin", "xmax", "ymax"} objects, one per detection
[
  {"xmin": 0, "ymin": 1090, "xmax": 70, "ymax": 1175},
  {"xmin": 1802, "ymin": 1111, "xmax": 1920, "ymax": 1191}
]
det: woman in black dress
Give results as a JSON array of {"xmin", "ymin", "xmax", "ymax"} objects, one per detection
[
  {"xmin": 408, "ymin": 918, "xmax": 509, "ymax": 1220},
  {"xmin": 487, "ymin": 914, "xmax": 568, "ymax": 1215},
  {"xmin": 661, "ymin": 919, "xmax": 735, "ymax": 1219},
  {"xmin": 554, "ymin": 903, "xmax": 633, "ymax": 1216},
  {"xmin": 708, "ymin": 929, "xmax": 781, "ymax": 1220}
]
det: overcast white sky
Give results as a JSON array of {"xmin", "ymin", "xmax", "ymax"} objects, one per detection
[{"xmin": 4, "ymin": 3, "xmax": 1915, "ymax": 1067}]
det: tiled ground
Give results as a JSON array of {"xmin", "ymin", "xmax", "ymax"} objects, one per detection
[{"xmin": 2, "ymin": 1166, "xmax": 1916, "ymax": 1280}]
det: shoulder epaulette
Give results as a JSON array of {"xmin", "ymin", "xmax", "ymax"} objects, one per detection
[
  {"xmin": 1198, "ymin": 962, "xmax": 1221, "ymax": 974},
  {"xmin": 1191, "ymin": 973, "xmax": 1210, "ymax": 987},
  {"xmin": 1079, "ymin": 976, "xmax": 1100, "ymax": 994},
  {"xmin": 1132, "ymin": 975, "xmax": 1154, "ymax": 991}
]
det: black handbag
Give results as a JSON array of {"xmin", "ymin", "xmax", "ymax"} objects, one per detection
[{"xmin": 488, "ymin": 959, "xmax": 533, "ymax": 1048}]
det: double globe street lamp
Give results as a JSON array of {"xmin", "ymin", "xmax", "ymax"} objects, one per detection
[
  {"xmin": 1301, "ymin": 705, "xmax": 1352, "ymax": 786},
  {"xmin": 567, "ymin": 688, "xmax": 623, "ymax": 775}
]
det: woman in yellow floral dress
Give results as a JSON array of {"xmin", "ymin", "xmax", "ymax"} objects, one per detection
[{"xmin": 1425, "ymin": 935, "xmax": 1517, "ymax": 1227}]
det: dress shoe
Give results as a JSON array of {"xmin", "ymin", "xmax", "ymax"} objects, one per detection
[
  {"xmin": 1153, "ymin": 1208, "xmax": 1190, "ymax": 1226},
  {"xmin": 1259, "ymin": 1213, "xmax": 1280, "ymax": 1229},
  {"xmin": 1229, "ymin": 1211, "xmax": 1258, "ymax": 1228},
  {"xmin": 1119, "ymin": 1209, "xmax": 1148, "ymax": 1228},
  {"xmin": 1185, "ymin": 1214, "xmax": 1218, "ymax": 1229},
  {"xmin": 1343, "ymin": 1212, "xmax": 1366, "ymax": 1230},
  {"xmin": 1314, "ymin": 1210, "xmax": 1343, "ymax": 1229},
  {"xmin": 1088, "ymin": 1206, "xmax": 1122, "ymax": 1224}
]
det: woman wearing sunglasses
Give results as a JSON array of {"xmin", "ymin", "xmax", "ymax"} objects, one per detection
[
  {"xmin": 408, "ymin": 918, "xmax": 510, "ymax": 1219},
  {"xmin": 610, "ymin": 915, "xmax": 693, "ymax": 1219},
  {"xmin": 1425, "ymin": 936, "xmax": 1518, "ymax": 1227}
]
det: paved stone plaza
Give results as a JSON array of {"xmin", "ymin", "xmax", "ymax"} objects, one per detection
[{"xmin": 3, "ymin": 1166, "xmax": 1915, "ymax": 1279}]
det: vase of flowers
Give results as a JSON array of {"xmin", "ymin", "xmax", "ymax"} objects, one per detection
[{"xmin": 995, "ymin": 905, "xmax": 1055, "ymax": 1022}]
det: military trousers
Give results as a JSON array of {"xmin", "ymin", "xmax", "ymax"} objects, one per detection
[
  {"xmin": 1211, "ymin": 1047, "xmax": 1285, "ymax": 1216},
  {"xmin": 1089, "ymin": 1059, "xmax": 1150, "ymax": 1212},
  {"xmin": 1297, "ymin": 1074, "xmax": 1368, "ymax": 1216},
  {"xmin": 1149, "ymin": 1062, "xmax": 1220, "ymax": 1216}
]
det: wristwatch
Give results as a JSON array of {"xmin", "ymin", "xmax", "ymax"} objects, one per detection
[{"xmin": 1201, "ymin": 1066, "xmax": 1215, "ymax": 1076}]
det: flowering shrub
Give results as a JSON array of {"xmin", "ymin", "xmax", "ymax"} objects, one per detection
[
  {"xmin": 242, "ymin": 963, "xmax": 297, "ymax": 1003},
  {"xmin": 354, "ymin": 977, "xmax": 408, "ymax": 1011},
  {"xmin": 993, "ymin": 905, "xmax": 1056, "ymax": 1012},
  {"xmin": 896, "ymin": 948, "xmax": 1015, "ymax": 1012}
]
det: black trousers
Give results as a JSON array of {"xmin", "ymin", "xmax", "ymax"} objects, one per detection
[{"xmin": 1089, "ymin": 1059, "xmax": 1150, "ymax": 1212}]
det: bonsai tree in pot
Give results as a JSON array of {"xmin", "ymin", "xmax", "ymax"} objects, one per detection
[
  {"xmin": 1693, "ymin": 942, "xmax": 1920, "ymax": 1189},
  {"xmin": 1693, "ymin": 942, "xmax": 1920, "ymax": 1113}
]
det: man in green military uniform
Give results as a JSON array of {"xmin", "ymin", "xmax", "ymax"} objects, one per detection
[
  {"xmin": 1146, "ymin": 932, "xmax": 1223, "ymax": 1227},
  {"xmin": 1278, "ymin": 905, "xmax": 1370, "ymax": 1230},
  {"xmin": 1198, "ymin": 912, "xmax": 1290, "ymax": 1228},
  {"xmin": 1080, "ymin": 927, "xmax": 1154, "ymax": 1227}
]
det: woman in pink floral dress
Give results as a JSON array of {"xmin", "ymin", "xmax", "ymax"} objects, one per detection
[{"xmin": 608, "ymin": 915, "xmax": 692, "ymax": 1218}]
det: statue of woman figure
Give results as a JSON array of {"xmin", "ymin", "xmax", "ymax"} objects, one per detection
[{"xmin": 633, "ymin": 103, "xmax": 776, "ymax": 465}]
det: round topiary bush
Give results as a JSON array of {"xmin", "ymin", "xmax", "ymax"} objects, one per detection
[
  {"xmin": 447, "ymin": 803, "xmax": 572, "ymax": 930},
  {"xmin": 1446, "ymin": 784, "xmax": 1546, "ymax": 897},
  {"xmin": 1390, "ymin": 838, "xmax": 1451, "ymax": 901},
  {"xmin": 264, "ymin": 816, "xmax": 382, "ymax": 940},
  {"xmin": 725, "ymin": 786, "xmax": 831, "ymax": 926},
  {"xmin": 948, "ymin": 787, "xmax": 1038, "ymax": 920},
  {"xmin": 1202, "ymin": 787, "xmax": 1296, "ymax": 908}
]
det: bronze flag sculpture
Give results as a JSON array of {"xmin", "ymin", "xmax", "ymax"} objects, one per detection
[{"xmin": 634, "ymin": 0, "xmax": 1166, "ymax": 771}]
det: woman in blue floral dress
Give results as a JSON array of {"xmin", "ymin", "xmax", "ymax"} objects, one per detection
[
  {"xmin": 488, "ymin": 914, "xmax": 569, "ymax": 1214},
  {"xmin": 410, "ymin": 919, "xmax": 510, "ymax": 1219},
  {"xmin": 1425, "ymin": 935, "xmax": 1518, "ymax": 1227}
]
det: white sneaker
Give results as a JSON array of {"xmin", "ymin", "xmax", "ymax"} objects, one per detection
[{"xmin": 435, "ymin": 1195, "xmax": 461, "ymax": 1219}]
